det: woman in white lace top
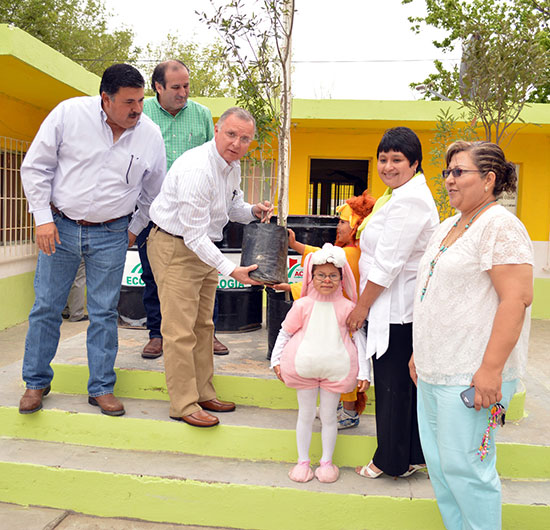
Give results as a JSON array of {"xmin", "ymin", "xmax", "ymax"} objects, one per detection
[{"xmin": 411, "ymin": 141, "xmax": 534, "ymax": 530}]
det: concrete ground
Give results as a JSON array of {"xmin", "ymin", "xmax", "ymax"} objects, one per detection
[
  {"xmin": 0, "ymin": 318, "xmax": 548, "ymax": 529},
  {"xmin": 0, "ymin": 502, "xmax": 229, "ymax": 529}
]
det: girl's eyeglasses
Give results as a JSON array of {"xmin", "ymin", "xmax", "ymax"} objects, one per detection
[{"xmin": 313, "ymin": 272, "xmax": 341, "ymax": 282}]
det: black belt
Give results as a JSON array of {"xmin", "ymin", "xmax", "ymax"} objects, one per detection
[
  {"xmin": 154, "ymin": 224, "xmax": 183, "ymax": 240},
  {"xmin": 51, "ymin": 204, "xmax": 126, "ymax": 226}
]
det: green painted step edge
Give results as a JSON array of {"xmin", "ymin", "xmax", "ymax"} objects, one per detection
[
  {"xmin": 1, "ymin": 462, "xmax": 548, "ymax": 530},
  {"xmin": 0, "ymin": 407, "xmax": 547, "ymax": 479},
  {"xmin": 50, "ymin": 363, "xmax": 376, "ymax": 414},
  {"xmin": 50, "ymin": 364, "xmax": 526, "ymax": 421},
  {"xmin": 0, "ymin": 406, "xmax": 374, "ymax": 468}
]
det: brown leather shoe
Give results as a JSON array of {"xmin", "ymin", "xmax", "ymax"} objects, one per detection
[
  {"xmin": 170, "ymin": 410, "xmax": 219, "ymax": 427},
  {"xmin": 142, "ymin": 337, "xmax": 163, "ymax": 359},
  {"xmin": 88, "ymin": 393, "xmax": 125, "ymax": 416},
  {"xmin": 198, "ymin": 398, "xmax": 236, "ymax": 412},
  {"xmin": 19, "ymin": 386, "xmax": 51, "ymax": 414},
  {"xmin": 213, "ymin": 335, "xmax": 229, "ymax": 355}
]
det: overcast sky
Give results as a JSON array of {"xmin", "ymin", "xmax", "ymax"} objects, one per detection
[{"xmin": 104, "ymin": 0, "xmax": 458, "ymax": 100}]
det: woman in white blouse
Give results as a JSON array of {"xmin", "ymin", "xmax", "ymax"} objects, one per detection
[
  {"xmin": 348, "ymin": 127, "xmax": 439, "ymax": 478},
  {"xmin": 410, "ymin": 141, "xmax": 533, "ymax": 530}
]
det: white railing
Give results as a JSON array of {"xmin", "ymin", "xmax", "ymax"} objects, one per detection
[{"xmin": 0, "ymin": 136, "xmax": 36, "ymax": 261}]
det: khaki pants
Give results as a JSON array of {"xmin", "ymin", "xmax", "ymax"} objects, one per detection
[{"xmin": 147, "ymin": 227, "xmax": 218, "ymax": 417}]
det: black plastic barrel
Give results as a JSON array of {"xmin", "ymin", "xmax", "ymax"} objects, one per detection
[
  {"xmin": 216, "ymin": 286, "xmax": 263, "ymax": 333},
  {"xmin": 215, "ymin": 221, "xmax": 244, "ymax": 249},
  {"xmin": 266, "ymin": 287, "xmax": 294, "ymax": 360},
  {"xmin": 272, "ymin": 214, "xmax": 338, "ymax": 248},
  {"xmin": 118, "ymin": 247, "xmax": 146, "ymax": 328},
  {"xmin": 216, "ymin": 248, "xmax": 263, "ymax": 333}
]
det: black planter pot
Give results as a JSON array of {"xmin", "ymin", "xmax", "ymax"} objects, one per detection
[
  {"xmin": 266, "ymin": 287, "xmax": 294, "ymax": 360},
  {"xmin": 241, "ymin": 222, "xmax": 288, "ymax": 284}
]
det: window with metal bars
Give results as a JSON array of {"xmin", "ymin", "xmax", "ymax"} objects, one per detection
[
  {"xmin": 308, "ymin": 158, "xmax": 369, "ymax": 215},
  {"xmin": 0, "ymin": 137, "xmax": 36, "ymax": 260},
  {"xmin": 240, "ymin": 158, "xmax": 276, "ymax": 205}
]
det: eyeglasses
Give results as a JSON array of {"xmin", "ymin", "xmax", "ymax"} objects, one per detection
[
  {"xmin": 313, "ymin": 272, "xmax": 341, "ymax": 282},
  {"xmin": 442, "ymin": 168, "xmax": 482, "ymax": 179},
  {"xmin": 224, "ymin": 130, "xmax": 253, "ymax": 145}
]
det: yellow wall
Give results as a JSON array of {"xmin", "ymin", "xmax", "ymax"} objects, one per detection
[
  {"xmin": 0, "ymin": 93, "xmax": 49, "ymax": 141},
  {"xmin": 289, "ymin": 123, "xmax": 550, "ymax": 242}
]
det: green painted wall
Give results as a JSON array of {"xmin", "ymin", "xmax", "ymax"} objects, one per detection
[
  {"xmin": 532, "ymin": 278, "xmax": 550, "ymax": 319},
  {"xmin": 0, "ymin": 272, "xmax": 34, "ymax": 330}
]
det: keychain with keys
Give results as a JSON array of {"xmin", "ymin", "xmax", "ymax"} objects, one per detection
[{"xmin": 477, "ymin": 403, "xmax": 506, "ymax": 461}]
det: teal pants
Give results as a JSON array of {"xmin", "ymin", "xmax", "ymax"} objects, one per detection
[{"xmin": 417, "ymin": 379, "xmax": 517, "ymax": 530}]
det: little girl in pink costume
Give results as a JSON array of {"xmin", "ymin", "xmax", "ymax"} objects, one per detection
[{"xmin": 271, "ymin": 244, "xmax": 370, "ymax": 483}]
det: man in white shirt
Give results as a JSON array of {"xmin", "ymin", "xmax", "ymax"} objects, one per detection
[
  {"xmin": 19, "ymin": 64, "xmax": 166, "ymax": 417},
  {"xmin": 147, "ymin": 107, "xmax": 272, "ymax": 427}
]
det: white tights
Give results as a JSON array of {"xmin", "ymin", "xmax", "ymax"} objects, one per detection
[{"xmin": 295, "ymin": 388, "xmax": 340, "ymax": 463}]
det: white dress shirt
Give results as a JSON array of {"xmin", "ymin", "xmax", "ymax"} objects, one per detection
[
  {"xmin": 21, "ymin": 95, "xmax": 166, "ymax": 236},
  {"xmin": 149, "ymin": 140, "xmax": 256, "ymax": 276},
  {"xmin": 358, "ymin": 174, "xmax": 439, "ymax": 359}
]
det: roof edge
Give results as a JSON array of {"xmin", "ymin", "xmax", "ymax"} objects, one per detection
[{"xmin": 0, "ymin": 24, "xmax": 99, "ymax": 96}]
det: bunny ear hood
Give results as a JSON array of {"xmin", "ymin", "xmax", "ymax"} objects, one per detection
[
  {"xmin": 311, "ymin": 243, "xmax": 347, "ymax": 268},
  {"xmin": 302, "ymin": 243, "xmax": 357, "ymax": 303}
]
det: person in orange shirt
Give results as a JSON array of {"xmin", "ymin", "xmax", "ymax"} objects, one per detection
[{"xmin": 275, "ymin": 190, "xmax": 376, "ymax": 428}]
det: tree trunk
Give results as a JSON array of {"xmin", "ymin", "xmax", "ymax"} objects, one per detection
[{"xmin": 277, "ymin": 0, "xmax": 293, "ymax": 227}]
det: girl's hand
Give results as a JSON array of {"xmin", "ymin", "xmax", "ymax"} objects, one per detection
[
  {"xmin": 288, "ymin": 228, "xmax": 306, "ymax": 255},
  {"xmin": 357, "ymin": 380, "xmax": 369, "ymax": 392},
  {"xmin": 288, "ymin": 228, "xmax": 297, "ymax": 247},
  {"xmin": 273, "ymin": 365, "xmax": 284, "ymax": 383},
  {"xmin": 272, "ymin": 282, "xmax": 291, "ymax": 292}
]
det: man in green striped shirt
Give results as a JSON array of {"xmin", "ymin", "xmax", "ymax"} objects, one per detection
[{"xmin": 138, "ymin": 60, "xmax": 229, "ymax": 359}]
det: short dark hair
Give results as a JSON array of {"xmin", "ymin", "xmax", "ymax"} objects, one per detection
[
  {"xmin": 99, "ymin": 64, "xmax": 144, "ymax": 97},
  {"xmin": 377, "ymin": 127, "xmax": 423, "ymax": 174},
  {"xmin": 151, "ymin": 60, "xmax": 189, "ymax": 93},
  {"xmin": 445, "ymin": 141, "xmax": 517, "ymax": 198}
]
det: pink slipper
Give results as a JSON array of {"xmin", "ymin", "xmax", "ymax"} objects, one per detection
[
  {"xmin": 288, "ymin": 461, "xmax": 314, "ymax": 483},
  {"xmin": 315, "ymin": 461, "xmax": 340, "ymax": 483}
]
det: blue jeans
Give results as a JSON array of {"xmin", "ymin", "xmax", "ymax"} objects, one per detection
[
  {"xmin": 23, "ymin": 213, "xmax": 129, "ymax": 396},
  {"xmin": 139, "ymin": 221, "xmax": 220, "ymax": 339},
  {"xmin": 137, "ymin": 221, "xmax": 162, "ymax": 339}
]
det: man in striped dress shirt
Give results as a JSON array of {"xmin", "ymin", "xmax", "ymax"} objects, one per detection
[
  {"xmin": 139, "ymin": 59, "xmax": 225, "ymax": 360},
  {"xmin": 147, "ymin": 107, "xmax": 273, "ymax": 427}
]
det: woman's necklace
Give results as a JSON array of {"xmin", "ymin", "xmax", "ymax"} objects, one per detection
[{"xmin": 420, "ymin": 200, "xmax": 497, "ymax": 302}]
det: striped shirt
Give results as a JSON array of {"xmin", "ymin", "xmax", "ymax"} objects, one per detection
[
  {"xmin": 142, "ymin": 97, "xmax": 214, "ymax": 171},
  {"xmin": 149, "ymin": 140, "xmax": 255, "ymax": 276}
]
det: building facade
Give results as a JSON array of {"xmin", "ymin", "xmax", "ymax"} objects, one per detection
[{"xmin": 1, "ymin": 26, "xmax": 548, "ymax": 331}]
